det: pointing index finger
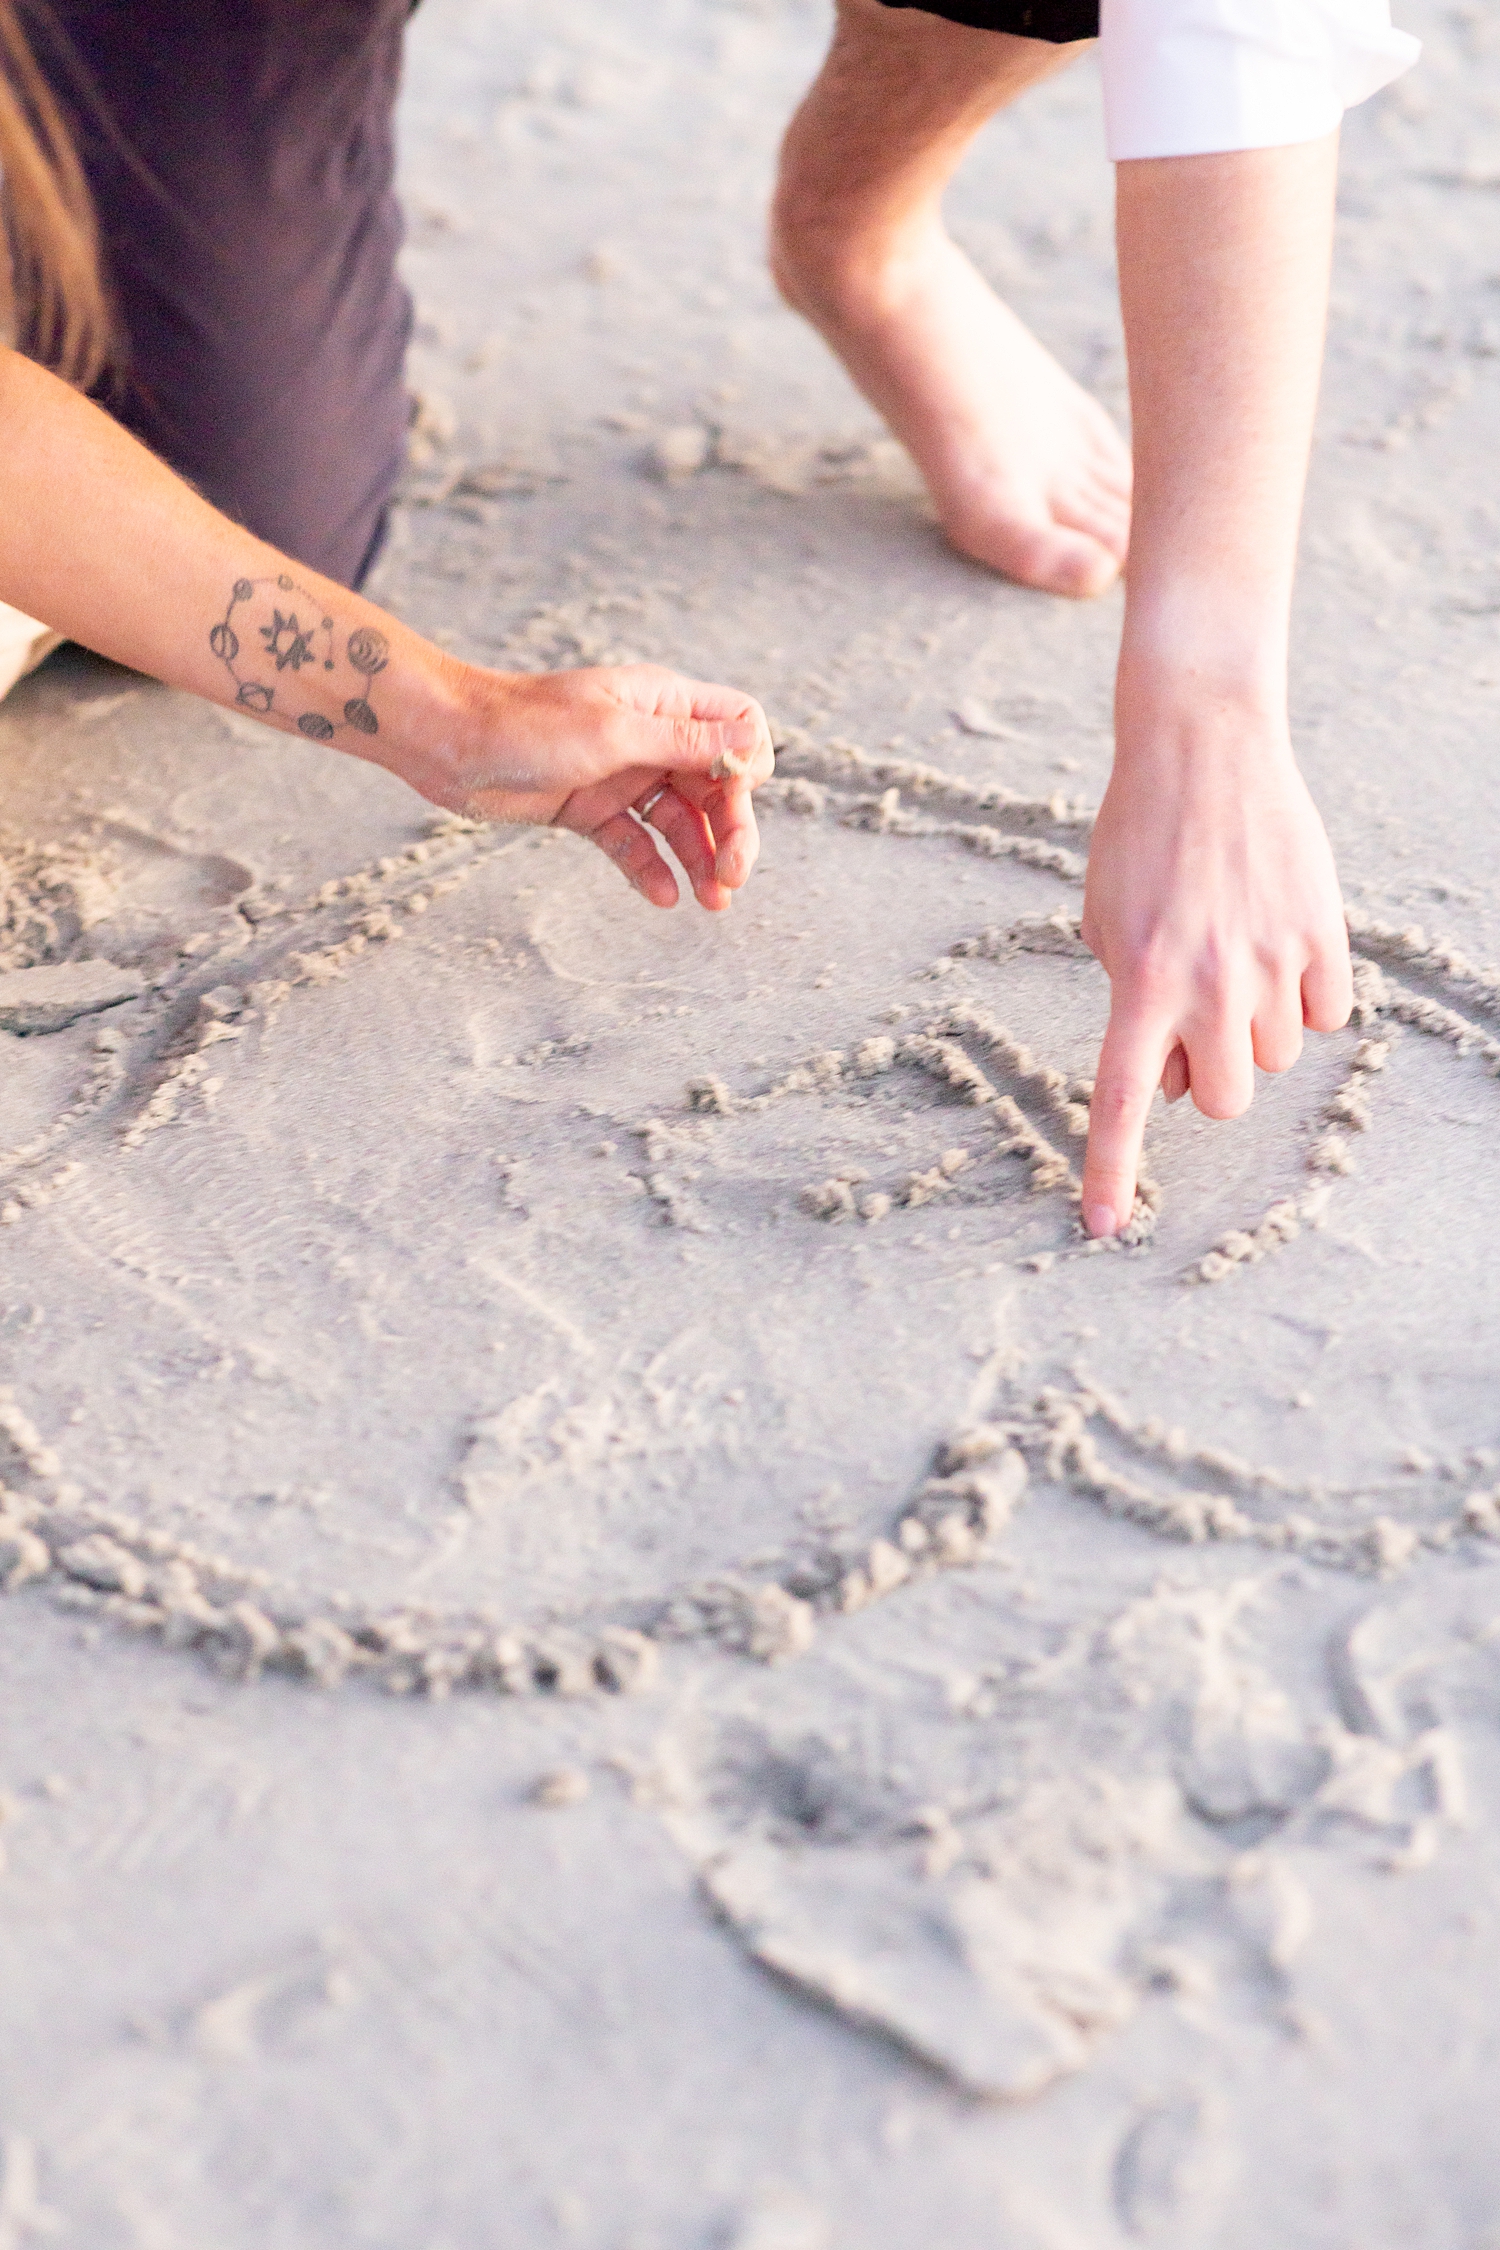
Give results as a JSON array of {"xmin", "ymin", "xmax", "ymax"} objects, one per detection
[{"xmin": 1081, "ymin": 1008, "xmax": 1172, "ymax": 1238}]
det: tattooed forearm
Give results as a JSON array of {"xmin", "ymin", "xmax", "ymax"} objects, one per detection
[{"xmin": 208, "ymin": 574, "xmax": 388, "ymax": 741}]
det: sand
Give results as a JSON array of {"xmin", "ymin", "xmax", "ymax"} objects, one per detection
[{"xmin": 2, "ymin": 1, "xmax": 1499, "ymax": 2241}]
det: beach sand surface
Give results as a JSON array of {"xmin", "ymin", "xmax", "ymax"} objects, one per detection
[{"xmin": 3, "ymin": 3, "xmax": 1500, "ymax": 2242}]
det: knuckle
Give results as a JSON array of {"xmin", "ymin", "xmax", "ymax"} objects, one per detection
[
  {"xmin": 1190, "ymin": 995, "xmax": 1250, "ymax": 1050},
  {"xmin": 1127, "ymin": 922, "xmax": 1188, "ymax": 982},
  {"xmin": 594, "ymin": 820, "xmax": 639, "ymax": 866},
  {"xmin": 1083, "ymin": 1155, "xmax": 1133, "ymax": 1193},
  {"xmin": 1124, "ymin": 950, "xmax": 1174, "ymax": 1008},
  {"xmin": 1092, "ymin": 1077, "xmax": 1153, "ymax": 1128}
]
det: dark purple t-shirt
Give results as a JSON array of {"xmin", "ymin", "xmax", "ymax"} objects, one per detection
[{"xmin": 30, "ymin": 0, "xmax": 414, "ymax": 588}]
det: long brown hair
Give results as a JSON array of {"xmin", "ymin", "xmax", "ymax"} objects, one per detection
[{"xmin": 0, "ymin": 0, "xmax": 110, "ymax": 386}]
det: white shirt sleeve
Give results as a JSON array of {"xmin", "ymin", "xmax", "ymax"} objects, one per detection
[{"xmin": 1099, "ymin": 0, "xmax": 1421, "ymax": 161}]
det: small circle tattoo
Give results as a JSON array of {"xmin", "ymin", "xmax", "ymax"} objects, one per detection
[{"xmin": 346, "ymin": 627, "xmax": 390, "ymax": 678}]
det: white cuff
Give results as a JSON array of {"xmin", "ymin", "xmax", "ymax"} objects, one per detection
[{"xmin": 1100, "ymin": 0, "xmax": 1421, "ymax": 161}]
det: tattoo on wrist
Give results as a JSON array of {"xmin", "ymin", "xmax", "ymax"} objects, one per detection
[{"xmin": 209, "ymin": 574, "xmax": 388, "ymax": 741}]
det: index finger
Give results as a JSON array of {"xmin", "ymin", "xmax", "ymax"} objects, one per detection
[
  {"xmin": 1081, "ymin": 1006, "xmax": 1173, "ymax": 1239},
  {"xmin": 674, "ymin": 772, "xmax": 762, "ymax": 892}
]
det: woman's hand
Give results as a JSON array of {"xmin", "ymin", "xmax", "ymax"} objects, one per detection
[
  {"xmin": 0, "ymin": 356, "xmax": 774, "ymax": 915},
  {"xmin": 1079, "ymin": 686, "xmax": 1353, "ymax": 1237},
  {"xmin": 377, "ymin": 661, "xmax": 776, "ymax": 913}
]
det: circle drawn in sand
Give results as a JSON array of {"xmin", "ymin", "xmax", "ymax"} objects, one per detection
[{"xmin": 5, "ymin": 759, "xmax": 1500, "ymax": 1695}]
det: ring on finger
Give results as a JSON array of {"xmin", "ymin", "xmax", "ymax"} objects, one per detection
[{"xmin": 635, "ymin": 783, "xmax": 670, "ymax": 822}]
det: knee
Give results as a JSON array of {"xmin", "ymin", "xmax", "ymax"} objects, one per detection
[{"xmin": 769, "ymin": 119, "xmax": 903, "ymax": 311}]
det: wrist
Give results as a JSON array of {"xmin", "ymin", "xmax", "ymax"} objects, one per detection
[
  {"xmin": 1113, "ymin": 651, "xmax": 1294, "ymax": 786},
  {"xmin": 1117, "ymin": 595, "xmax": 1290, "ymax": 749},
  {"xmin": 1122, "ymin": 594, "xmax": 1288, "ymax": 673},
  {"xmin": 378, "ymin": 643, "xmax": 510, "ymax": 805}
]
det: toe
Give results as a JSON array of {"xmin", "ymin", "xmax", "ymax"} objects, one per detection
[
  {"xmin": 1089, "ymin": 441, "xmax": 1134, "ymax": 499},
  {"xmin": 1080, "ymin": 402, "xmax": 1133, "ymax": 478},
  {"xmin": 1079, "ymin": 460, "xmax": 1133, "ymax": 512},
  {"xmin": 1058, "ymin": 458, "xmax": 1132, "ymax": 534},
  {"xmin": 1051, "ymin": 535, "xmax": 1124, "ymax": 599},
  {"xmin": 1057, "ymin": 491, "xmax": 1131, "ymax": 563},
  {"xmin": 976, "ymin": 520, "xmax": 1122, "ymax": 599}
]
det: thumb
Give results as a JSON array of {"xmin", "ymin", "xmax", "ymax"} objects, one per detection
[{"xmin": 639, "ymin": 704, "xmax": 774, "ymax": 786}]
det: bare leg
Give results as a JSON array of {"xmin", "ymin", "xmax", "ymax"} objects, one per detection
[{"xmin": 771, "ymin": 0, "xmax": 1131, "ymax": 598}]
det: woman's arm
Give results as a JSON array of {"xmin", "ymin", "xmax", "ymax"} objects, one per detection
[
  {"xmin": 0, "ymin": 350, "xmax": 773, "ymax": 911},
  {"xmin": 1079, "ymin": 136, "xmax": 1354, "ymax": 1237}
]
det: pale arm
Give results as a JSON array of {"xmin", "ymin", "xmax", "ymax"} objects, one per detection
[
  {"xmin": 1079, "ymin": 137, "xmax": 1354, "ymax": 1236},
  {"xmin": 0, "ymin": 350, "xmax": 773, "ymax": 910}
]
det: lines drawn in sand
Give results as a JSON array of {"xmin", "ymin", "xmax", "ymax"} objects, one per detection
[{"xmin": 4, "ymin": 731, "xmax": 1500, "ymax": 1693}]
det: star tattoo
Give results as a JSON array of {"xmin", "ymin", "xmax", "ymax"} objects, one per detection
[{"xmin": 260, "ymin": 610, "xmax": 317, "ymax": 673}]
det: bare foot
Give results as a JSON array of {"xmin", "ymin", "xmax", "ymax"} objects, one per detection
[{"xmin": 772, "ymin": 218, "xmax": 1131, "ymax": 599}]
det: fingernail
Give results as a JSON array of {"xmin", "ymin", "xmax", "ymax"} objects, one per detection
[{"xmin": 1083, "ymin": 1201, "xmax": 1118, "ymax": 1239}]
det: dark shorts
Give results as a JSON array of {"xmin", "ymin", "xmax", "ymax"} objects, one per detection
[
  {"xmin": 31, "ymin": 0, "xmax": 414, "ymax": 589},
  {"xmin": 875, "ymin": 0, "xmax": 1098, "ymax": 38}
]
